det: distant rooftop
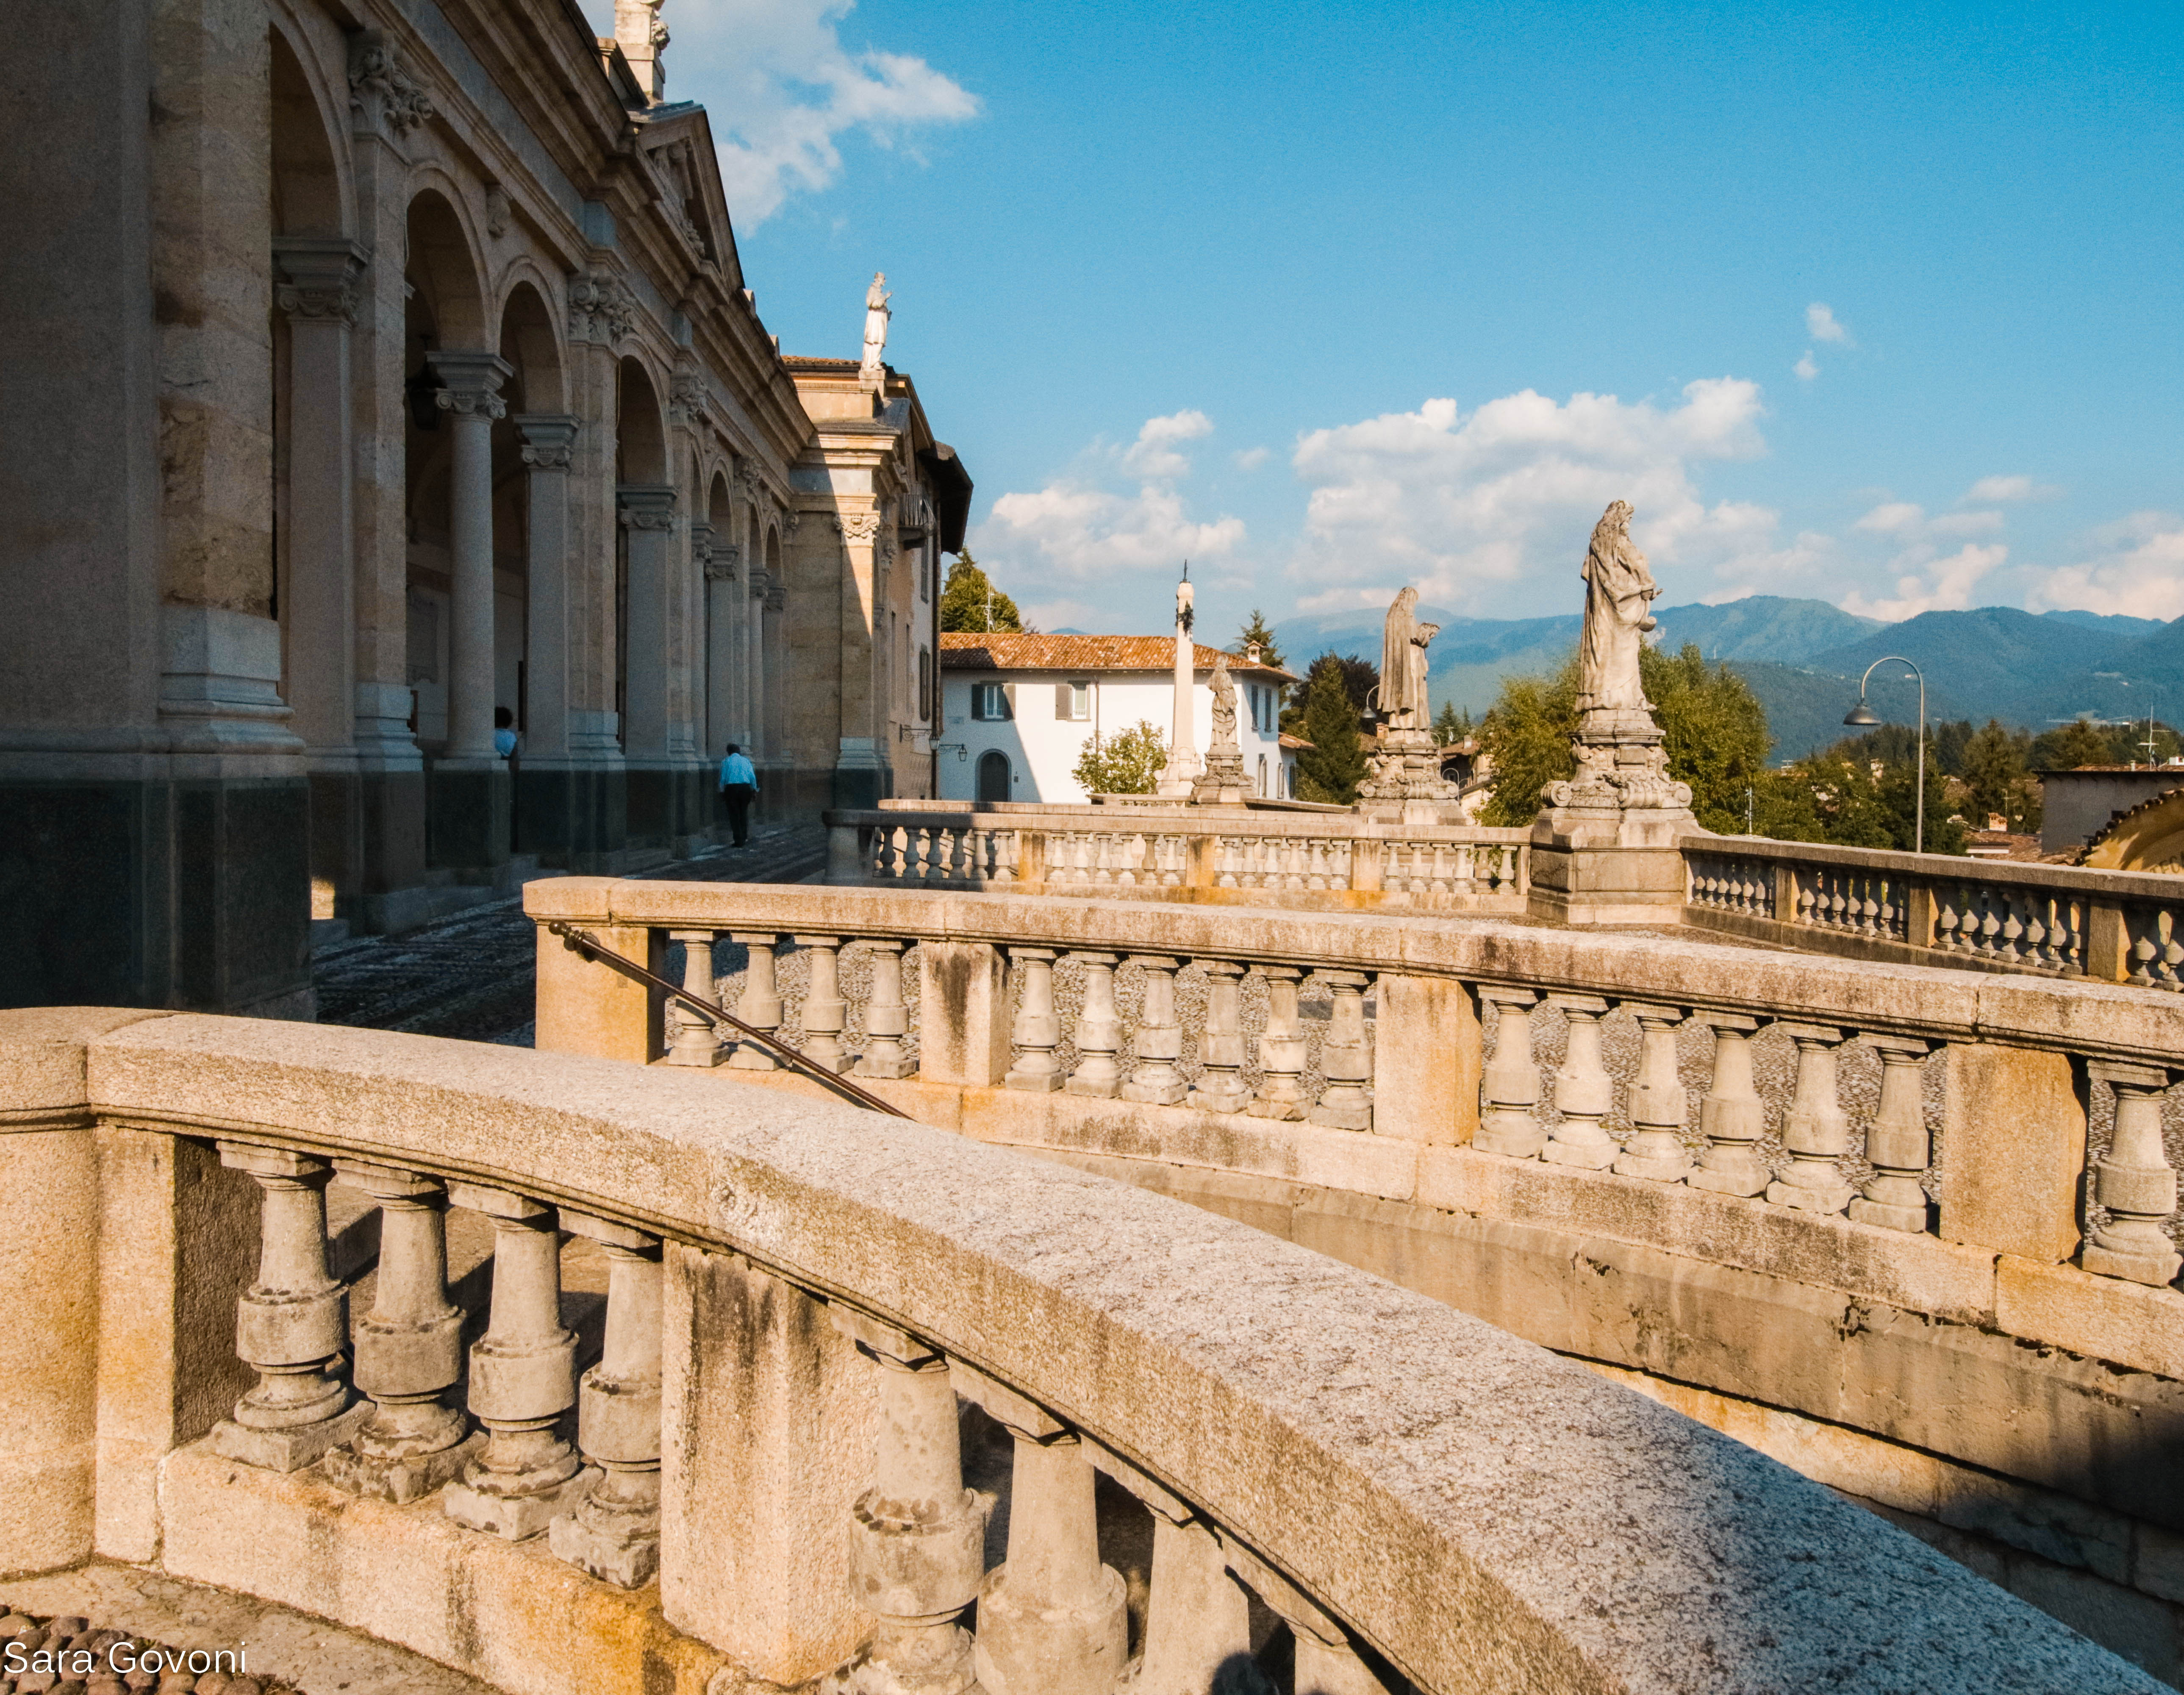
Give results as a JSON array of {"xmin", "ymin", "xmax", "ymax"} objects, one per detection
[{"xmin": 940, "ymin": 633, "xmax": 1297, "ymax": 682}]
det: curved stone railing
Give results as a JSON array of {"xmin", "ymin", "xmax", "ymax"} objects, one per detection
[
  {"xmin": 529, "ymin": 875, "xmax": 2184, "ymax": 1682},
  {"xmin": 3, "ymin": 1008, "xmax": 2151, "ymax": 1695},
  {"xmin": 824, "ymin": 808, "xmax": 1530, "ymax": 912},
  {"xmin": 1683, "ymin": 834, "xmax": 2184, "ymax": 986}
]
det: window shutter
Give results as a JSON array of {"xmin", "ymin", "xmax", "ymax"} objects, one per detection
[
  {"xmin": 1055, "ymin": 683, "xmax": 1072, "ymax": 720},
  {"xmin": 1001, "ymin": 683, "xmax": 1016, "ymax": 720}
]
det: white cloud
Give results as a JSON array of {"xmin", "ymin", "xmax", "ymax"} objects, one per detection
[
  {"xmin": 1853, "ymin": 500, "xmax": 2003, "ymax": 540},
  {"xmin": 1285, "ymin": 378, "xmax": 1785, "ymax": 612},
  {"xmin": 2026, "ymin": 513, "xmax": 2184, "ymax": 621},
  {"xmin": 1855, "ymin": 500, "xmax": 1924, "ymax": 534},
  {"xmin": 1121, "ymin": 410, "xmax": 1215, "ymax": 480},
  {"xmin": 1806, "ymin": 303, "xmax": 1851, "ymax": 345},
  {"xmin": 1793, "ymin": 350, "xmax": 1819, "ymax": 381},
  {"xmin": 656, "ymin": 0, "xmax": 979, "ymax": 225},
  {"xmin": 1840, "ymin": 543, "xmax": 2008, "ymax": 621},
  {"xmin": 1018, "ymin": 597, "xmax": 1101, "ymax": 633},
  {"xmin": 1965, "ymin": 474, "xmax": 2064, "ymax": 504},
  {"xmin": 1232, "ymin": 446, "xmax": 1271, "ymax": 470}
]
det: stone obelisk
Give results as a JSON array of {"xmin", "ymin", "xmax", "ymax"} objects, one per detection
[{"xmin": 1157, "ymin": 569, "xmax": 1201, "ymax": 797}]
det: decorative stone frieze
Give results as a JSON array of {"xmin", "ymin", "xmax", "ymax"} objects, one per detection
[
  {"xmin": 348, "ymin": 30, "xmax": 434, "ymax": 138},
  {"xmin": 669, "ymin": 370, "xmax": 708, "ymax": 425},
  {"xmin": 839, "ymin": 511, "xmax": 882, "ymax": 547}
]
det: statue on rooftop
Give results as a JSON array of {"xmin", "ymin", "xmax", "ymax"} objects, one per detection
[
  {"xmin": 859, "ymin": 273, "xmax": 891, "ymax": 388},
  {"xmin": 1575, "ymin": 500, "xmax": 1659, "ymax": 716}
]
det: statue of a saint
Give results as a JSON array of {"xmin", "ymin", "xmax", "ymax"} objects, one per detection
[
  {"xmin": 858, "ymin": 272, "xmax": 891, "ymax": 386},
  {"xmin": 1374, "ymin": 587, "xmax": 1441, "ymax": 729},
  {"xmin": 1575, "ymin": 501, "xmax": 1658, "ymax": 715},
  {"xmin": 1208, "ymin": 653, "xmax": 1238, "ymax": 754}
]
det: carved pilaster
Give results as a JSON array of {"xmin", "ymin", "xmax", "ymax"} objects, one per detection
[
  {"xmin": 618, "ymin": 485, "xmax": 677, "ymax": 531},
  {"xmin": 348, "ymin": 30, "xmax": 433, "ymax": 139}
]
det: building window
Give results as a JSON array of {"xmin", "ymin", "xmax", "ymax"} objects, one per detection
[
  {"xmin": 972, "ymin": 681, "xmax": 1011, "ymax": 721},
  {"xmin": 1257, "ymin": 754, "xmax": 1268, "ymax": 796},
  {"xmin": 919, "ymin": 648, "xmax": 932, "ymax": 720},
  {"xmin": 1055, "ymin": 680, "xmax": 1090, "ymax": 721}
]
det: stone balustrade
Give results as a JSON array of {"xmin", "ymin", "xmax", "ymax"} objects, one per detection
[
  {"xmin": 5, "ymin": 1008, "xmax": 2150, "ymax": 1695},
  {"xmin": 824, "ymin": 806, "xmax": 1530, "ymax": 911},
  {"xmin": 1683, "ymin": 834, "xmax": 2184, "ymax": 986},
  {"xmin": 527, "ymin": 874, "xmax": 2184, "ymax": 1681}
]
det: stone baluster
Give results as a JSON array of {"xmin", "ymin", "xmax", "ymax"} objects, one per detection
[
  {"xmin": 1190, "ymin": 959, "xmax": 1251, "ymax": 1114},
  {"xmin": 796, "ymin": 935, "xmax": 848, "ymax": 1071},
  {"xmin": 1309, "ymin": 970, "xmax": 1374, "ymax": 1131},
  {"xmin": 1223, "ymin": 1539, "xmax": 1393, "ymax": 1695},
  {"xmin": 1065, "ymin": 951, "xmax": 1124, "ymax": 1097},
  {"xmin": 1249, "ymin": 966, "xmax": 1309, "ymax": 1120},
  {"xmin": 1685, "ymin": 1015, "xmax": 1771, "ymax": 1197},
  {"xmin": 1005, "ymin": 947, "xmax": 1065, "ymax": 1091},
  {"xmin": 856, "ymin": 940, "xmax": 914, "ymax": 1079},
  {"xmin": 550, "ymin": 1212, "xmax": 663, "ymax": 1587},
  {"xmin": 1121, "ymin": 955, "xmax": 1188, "ymax": 1105},
  {"xmin": 1137, "ymin": 1509, "xmax": 1260, "ymax": 1695},
  {"xmin": 443, "ymin": 1184, "xmax": 583, "ymax": 1538},
  {"xmin": 1767, "ymin": 1024, "xmax": 1854, "ymax": 1214},
  {"xmin": 210, "ymin": 1145, "xmax": 365, "ymax": 1470},
  {"xmin": 324, "ymin": 1164, "xmax": 474, "ymax": 1501},
  {"xmin": 836, "ymin": 1314, "xmax": 987, "ymax": 1690},
  {"xmin": 2082, "ymin": 1062, "xmax": 2184, "ymax": 1284},
  {"xmin": 665, "ymin": 929, "xmax": 725, "ymax": 1066},
  {"xmin": 974, "ymin": 1408, "xmax": 1128, "ymax": 1695},
  {"xmin": 1613, "ymin": 1004, "xmax": 1690, "ymax": 1182},
  {"xmin": 727, "ymin": 932, "xmax": 783, "ymax": 1070},
  {"xmin": 1846, "ymin": 1036, "xmax": 1936, "ymax": 1231},
  {"xmin": 1541, "ymin": 995, "xmax": 1615, "ymax": 1168},
  {"xmin": 1476, "ymin": 988, "xmax": 1546, "ymax": 1158}
]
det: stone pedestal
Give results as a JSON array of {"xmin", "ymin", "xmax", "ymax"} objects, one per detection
[
  {"xmin": 1525, "ymin": 708, "xmax": 1694, "ymax": 926},
  {"xmin": 1357, "ymin": 725, "xmax": 1457, "ymax": 805}
]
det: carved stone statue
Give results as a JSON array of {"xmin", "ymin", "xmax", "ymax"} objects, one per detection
[
  {"xmin": 858, "ymin": 272, "xmax": 891, "ymax": 387},
  {"xmin": 1575, "ymin": 500, "xmax": 1658, "ymax": 716},
  {"xmin": 1376, "ymin": 588, "xmax": 1423, "ymax": 728},
  {"xmin": 1208, "ymin": 654, "xmax": 1238, "ymax": 752},
  {"xmin": 1192, "ymin": 653, "xmax": 1248, "ymax": 803},
  {"xmin": 1357, "ymin": 586, "xmax": 1459, "ymax": 807}
]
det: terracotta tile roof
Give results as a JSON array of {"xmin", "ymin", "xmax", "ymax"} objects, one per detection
[
  {"xmin": 1279, "ymin": 732, "xmax": 1314, "ymax": 750},
  {"xmin": 939, "ymin": 632, "xmax": 1297, "ymax": 684}
]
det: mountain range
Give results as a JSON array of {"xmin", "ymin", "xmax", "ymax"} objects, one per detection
[{"xmin": 1271, "ymin": 597, "xmax": 2178, "ymax": 759}]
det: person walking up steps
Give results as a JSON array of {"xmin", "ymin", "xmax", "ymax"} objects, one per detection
[{"xmin": 718, "ymin": 743, "xmax": 758, "ymax": 847}]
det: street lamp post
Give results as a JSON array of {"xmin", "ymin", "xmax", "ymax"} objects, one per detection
[{"xmin": 1843, "ymin": 656, "xmax": 1927, "ymax": 856}]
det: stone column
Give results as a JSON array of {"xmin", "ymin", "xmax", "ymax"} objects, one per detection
[
  {"xmin": 209, "ymin": 1144, "xmax": 364, "ymax": 1470},
  {"xmin": 275, "ymin": 240, "xmax": 366, "ymax": 914},
  {"xmin": 665, "ymin": 928, "xmax": 725, "ymax": 1067},
  {"xmin": 619, "ymin": 483, "xmax": 678, "ymax": 844},
  {"xmin": 1768, "ymin": 1024, "xmax": 1854, "ymax": 1214},
  {"xmin": 1222, "ymin": 1542, "xmax": 1391, "ymax": 1695},
  {"xmin": 1309, "ymin": 971, "xmax": 1374, "ymax": 1131},
  {"xmin": 1190, "ymin": 959, "xmax": 1250, "ymax": 1113},
  {"xmin": 727, "ymin": 932, "xmax": 783, "ymax": 1070},
  {"xmin": 855, "ymin": 940, "xmax": 913, "ymax": 1079},
  {"xmin": 1066, "ymin": 952, "xmax": 1123, "ymax": 1097},
  {"xmin": 443, "ymin": 1184, "xmax": 582, "ymax": 1538},
  {"xmin": 1542, "ymin": 995, "xmax": 1615, "ymax": 1167},
  {"xmin": 837, "ymin": 1314, "xmax": 986, "ymax": 1689},
  {"xmin": 1121, "ymin": 956, "xmax": 1188, "ymax": 1105},
  {"xmin": 324, "ymin": 1164, "xmax": 473, "ymax": 1501},
  {"xmin": 552, "ymin": 1212, "xmax": 663, "ymax": 1587},
  {"xmin": 1689, "ymin": 1014, "xmax": 1771, "ymax": 1198},
  {"xmin": 1249, "ymin": 966, "xmax": 1308, "ymax": 1119},
  {"xmin": 511, "ymin": 414, "xmax": 577, "ymax": 857},
  {"xmin": 1613, "ymin": 1004, "xmax": 1690, "ymax": 1182},
  {"xmin": 797, "ymin": 935, "xmax": 847, "ymax": 1071},
  {"xmin": 1005, "ymin": 948, "xmax": 1064, "ymax": 1092},
  {"xmin": 1138, "ymin": 1512, "xmax": 1257, "ymax": 1695},
  {"xmin": 2083, "ymin": 1061, "xmax": 2183, "ymax": 1284},
  {"xmin": 426, "ymin": 351, "xmax": 513, "ymax": 872},
  {"xmin": 1848, "ymin": 1037, "xmax": 1935, "ymax": 1232},
  {"xmin": 974, "ymin": 1419, "xmax": 1128, "ymax": 1695},
  {"xmin": 1476, "ymin": 988, "xmax": 1546, "ymax": 1157}
]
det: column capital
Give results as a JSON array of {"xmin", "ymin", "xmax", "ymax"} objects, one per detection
[
  {"xmin": 273, "ymin": 238, "xmax": 369, "ymax": 325},
  {"xmin": 513, "ymin": 411, "xmax": 580, "ymax": 468},
  {"xmin": 617, "ymin": 482, "xmax": 677, "ymax": 530},
  {"xmin": 348, "ymin": 30, "xmax": 434, "ymax": 139},
  {"xmin": 428, "ymin": 350, "xmax": 512, "ymax": 420},
  {"xmin": 704, "ymin": 540, "xmax": 741, "ymax": 581}
]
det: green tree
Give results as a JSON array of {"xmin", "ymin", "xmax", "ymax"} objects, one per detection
[
  {"xmin": 1478, "ymin": 656, "xmax": 1578, "ymax": 825},
  {"xmin": 1293, "ymin": 663, "xmax": 1370, "ymax": 804},
  {"xmin": 1961, "ymin": 719, "xmax": 2036, "ymax": 830},
  {"xmin": 1073, "ymin": 720, "xmax": 1167, "ymax": 795},
  {"xmin": 938, "ymin": 553, "xmax": 1024, "ymax": 634},
  {"xmin": 1432, "ymin": 700, "xmax": 1472, "ymax": 745},
  {"xmin": 1282, "ymin": 651, "xmax": 1378, "ymax": 737},
  {"xmin": 1234, "ymin": 609, "xmax": 1284, "ymax": 672}
]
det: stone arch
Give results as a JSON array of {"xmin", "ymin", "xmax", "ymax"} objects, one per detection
[
  {"xmin": 268, "ymin": 22, "xmax": 347, "ymax": 238},
  {"xmin": 496, "ymin": 278, "xmax": 564, "ymax": 417},
  {"xmin": 615, "ymin": 357, "xmax": 667, "ymax": 484},
  {"xmin": 404, "ymin": 184, "xmax": 488, "ymax": 352}
]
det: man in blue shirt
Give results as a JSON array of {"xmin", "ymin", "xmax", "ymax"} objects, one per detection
[{"xmin": 718, "ymin": 743, "xmax": 758, "ymax": 846}]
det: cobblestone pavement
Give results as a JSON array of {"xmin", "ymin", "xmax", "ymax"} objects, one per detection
[
  {"xmin": 312, "ymin": 826, "xmax": 826, "ymax": 1045},
  {"xmin": 0, "ymin": 1564, "xmax": 495, "ymax": 1694}
]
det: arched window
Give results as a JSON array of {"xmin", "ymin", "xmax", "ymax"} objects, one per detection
[{"xmin": 976, "ymin": 750, "xmax": 1011, "ymax": 803}]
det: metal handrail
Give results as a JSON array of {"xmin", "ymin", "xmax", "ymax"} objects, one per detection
[{"xmin": 544, "ymin": 921, "xmax": 914, "ymax": 1120}]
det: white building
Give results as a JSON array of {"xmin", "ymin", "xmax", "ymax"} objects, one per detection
[{"xmin": 938, "ymin": 635, "xmax": 1299, "ymax": 803}]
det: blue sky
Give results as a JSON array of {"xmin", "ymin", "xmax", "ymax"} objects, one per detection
[{"xmin": 614, "ymin": 0, "xmax": 2184, "ymax": 642}]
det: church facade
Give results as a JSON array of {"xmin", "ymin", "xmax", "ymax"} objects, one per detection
[{"xmin": 2, "ymin": 0, "xmax": 969, "ymax": 1017}]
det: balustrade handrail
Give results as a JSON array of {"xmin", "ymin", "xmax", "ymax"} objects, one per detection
[
  {"xmin": 3, "ymin": 1007, "xmax": 2148, "ymax": 1695},
  {"xmin": 528, "ymin": 877, "xmax": 2184, "ymax": 1067},
  {"xmin": 1680, "ymin": 831, "xmax": 2184, "ymax": 900},
  {"xmin": 830, "ymin": 805, "xmax": 1531, "ymax": 843}
]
